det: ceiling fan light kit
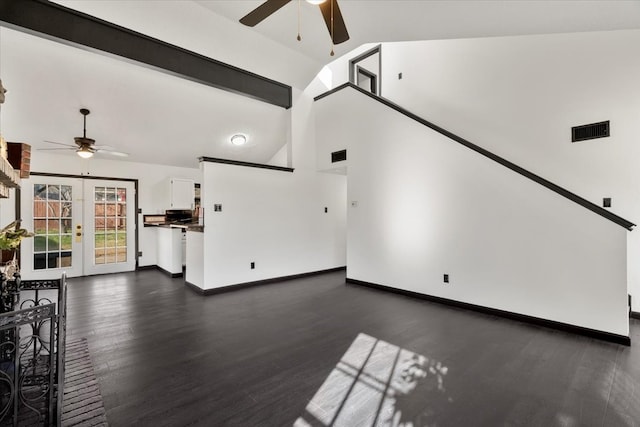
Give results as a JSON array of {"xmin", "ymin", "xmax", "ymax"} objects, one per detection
[{"xmin": 76, "ymin": 146, "xmax": 94, "ymax": 159}]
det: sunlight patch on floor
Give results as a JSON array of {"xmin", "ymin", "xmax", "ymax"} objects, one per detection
[{"xmin": 294, "ymin": 333, "xmax": 451, "ymax": 427}]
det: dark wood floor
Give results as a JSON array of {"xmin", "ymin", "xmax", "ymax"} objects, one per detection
[{"xmin": 66, "ymin": 270, "xmax": 640, "ymax": 426}]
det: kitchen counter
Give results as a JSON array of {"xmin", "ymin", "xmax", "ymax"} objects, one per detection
[
  {"xmin": 146, "ymin": 222, "xmax": 203, "ymax": 232},
  {"xmin": 156, "ymin": 226, "xmax": 183, "ymax": 277},
  {"xmin": 149, "ymin": 223, "xmax": 204, "ymax": 278}
]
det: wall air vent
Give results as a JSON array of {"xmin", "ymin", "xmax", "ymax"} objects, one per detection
[
  {"xmin": 331, "ymin": 149, "xmax": 347, "ymax": 163},
  {"xmin": 572, "ymin": 121, "xmax": 610, "ymax": 143}
]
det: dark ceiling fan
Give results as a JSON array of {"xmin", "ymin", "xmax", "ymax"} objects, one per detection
[
  {"xmin": 39, "ymin": 108, "xmax": 128, "ymax": 159},
  {"xmin": 240, "ymin": 0, "xmax": 349, "ymax": 45}
]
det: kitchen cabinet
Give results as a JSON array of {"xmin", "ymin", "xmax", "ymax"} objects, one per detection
[
  {"xmin": 156, "ymin": 226, "xmax": 183, "ymax": 276},
  {"xmin": 170, "ymin": 178, "xmax": 195, "ymax": 209}
]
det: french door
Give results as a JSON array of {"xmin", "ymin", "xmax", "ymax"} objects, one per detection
[{"xmin": 21, "ymin": 176, "xmax": 136, "ymax": 279}]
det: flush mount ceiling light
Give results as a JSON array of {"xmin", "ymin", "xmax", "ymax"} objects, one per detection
[
  {"xmin": 230, "ymin": 134, "xmax": 247, "ymax": 146},
  {"xmin": 306, "ymin": 0, "xmax": 326, "ymax": 4}
]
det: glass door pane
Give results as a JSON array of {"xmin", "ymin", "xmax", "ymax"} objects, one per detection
[
  {"xmin": 84, "ymin": 180, "xmax": 135, "ymax": 275},
  {"xmin": 21, "ymin": 176, "xmax": 83, "ymax": 280},
  {"xmin": 94, "ymin": 186, "xmax": 127, "ymax": 265},
  {"xmin": 32, "ymin": 184, "xmax": 72, "ymax": 270}
]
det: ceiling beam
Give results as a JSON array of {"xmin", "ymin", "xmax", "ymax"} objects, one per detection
[{"xmin": 0, "ymin": 0, "xmax": 292, "ymax": 109}]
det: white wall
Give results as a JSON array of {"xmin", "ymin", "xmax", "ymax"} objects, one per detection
[
  {"xmin": 201, "ymin": 162, "xmax": 346, "ymax": 289},
  {"xmin": 314, "ymin": 30, "xmax": 640, "ymax": 312},
  {"xmin": 200, "ymin": 89, "xmax": 347, "ymax": 290},
  {"xmin": 316, "ymin": 87, "xmax": 629, "ymax": 336},
  {"xmin": 29, "ymin": 152, "xmax": 201, "ymax": 267},
  {"xmin": 185, "ymin": 230, "xmax": 204, "ymax": 288},
  {"xmin": 376, "ymin": 30, "xmax": 640, "ymax": 312},
  {"xmin": 266, "ymin": 143, "xmax": 289, "ymax": 167}
]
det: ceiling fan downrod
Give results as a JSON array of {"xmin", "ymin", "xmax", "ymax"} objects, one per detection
[
  {"xmin": 297, "ymin": 0, "xmax": 302, "ymax": 41},
  {"xmin": 329, "ymin": 0, "xmax": 334, "ymax": 56},
  {"xmin": 80, "ymin": 108, "xmax": 90, "ymax": 138}
]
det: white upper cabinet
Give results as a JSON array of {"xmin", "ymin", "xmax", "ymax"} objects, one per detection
[{"xmin": 170, "ymin": 178, "xmax": 195, "ymax": 209}]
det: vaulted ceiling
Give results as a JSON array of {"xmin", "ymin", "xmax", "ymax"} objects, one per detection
[
  {"xmin": 202, "ymin": 0, "xmax": 640, "ymax": 67},
  {"xmin": 1, "ymin": 0, "xmax": 638, "ymax": 168}
]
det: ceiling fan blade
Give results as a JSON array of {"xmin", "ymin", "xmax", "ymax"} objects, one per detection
[
  {"xmin": 95, "ymin": 149, "xmax": 129, "ymax": 157},
  {"xmin": 240, "ymin": 0, "xmax": 291, "ymax": 27},
  {"xmin": 37, "ymin": 148, "xmax": 75, "ymax": 151},
  {"xmin": 319, "ymin": 0, "xmax": 349, "ymax": 44},
  {"xmin": 44, "ymin": 140, "xmax": 76, "ymax": 148}
]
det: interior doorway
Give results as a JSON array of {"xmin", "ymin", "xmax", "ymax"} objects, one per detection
[
  {"xmin": 356, "ymin": 66, "xmax": 378, "ymax": 95},
  {"xmin": 350, "ymin": 45, "xmax": 382, "ymax": 96}
]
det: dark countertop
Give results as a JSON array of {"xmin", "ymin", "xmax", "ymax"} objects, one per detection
[
  {"xmin": 145, "ymin": 222, "xmax": 203, "ymax": 232},
  {"xmin": 144, "ymin": 223, "xmax": 176, "ymax": 228}
]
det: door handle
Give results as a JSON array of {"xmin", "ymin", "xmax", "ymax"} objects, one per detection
[{"xmin": 75, "ymin": 224, "xmax": 82, "ymax": 243}]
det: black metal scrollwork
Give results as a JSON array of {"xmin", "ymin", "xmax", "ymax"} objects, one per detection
[{"xmin": 0, "ymin": 274, "xmax": 65, "ymax": 426}]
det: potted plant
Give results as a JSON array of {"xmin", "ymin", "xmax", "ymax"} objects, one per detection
[{"xmin": 0, "ymin": 220, "xmax": 33, "ymax": 277}]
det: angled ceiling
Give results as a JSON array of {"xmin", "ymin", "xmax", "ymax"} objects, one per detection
[
  {"xmin": 1, "ymin": 0, "xmax": 639, "ymax": 169},
  {"xmin": 54, "ymin": 0, "xmax": 640, "ymax": 89},
  {"xmin": 202, "ymin": 0, "xmax": 640, "ymax": 66}
]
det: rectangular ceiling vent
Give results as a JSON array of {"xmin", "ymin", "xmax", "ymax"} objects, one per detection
[
  {"xmin": 572, "ymin": 121, "xmax": 610, "ymax": 143},
  {"xmin": 331, "ymin": 149, "xmax": 347, "ymax": 163}
]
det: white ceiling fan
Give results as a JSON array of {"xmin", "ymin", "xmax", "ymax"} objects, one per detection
[{"xmin": 39, "ymin": 108, "xmax": 129, "ymax": 159}]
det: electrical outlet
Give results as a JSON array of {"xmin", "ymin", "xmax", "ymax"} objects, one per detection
[
  {"xmin": 250, "ymin": 262, "xmax": 255, "ymax": 269},
  {"xmin": 398, "ymin": 72, "xmax": 403, "ymax": 79},
  {"xmin": 138, "ymin": 251, "xmax": 143, "ymax": 257},
  {"xmin": 324, "ymin": 207, "xmax": 328, "ymax": 213},
  {"xmin": 444, "ymin": 274, "xmax": 449, "ymax": 284},
  {"xmin": 603, "ymin": 198, "xmax": 612, "ymax": 208}
]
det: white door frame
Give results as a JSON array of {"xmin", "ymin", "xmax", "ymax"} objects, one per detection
[
  {"xmin": 83, "ymin": 179, "xmax": 136, "ymax": 276},
  {"xmin": 20, "ymin": 173, "xmax": 138, "ymax": 279},
  {"xmin": 21, "ymin": 175, "xmax": 84, "ymax": 279}
]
